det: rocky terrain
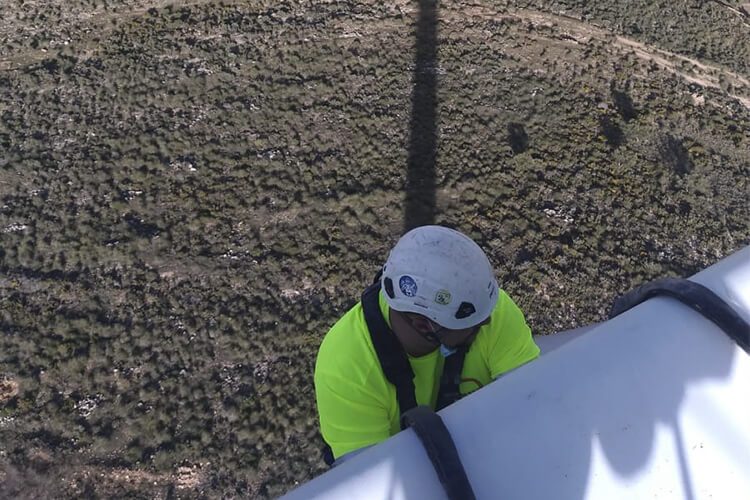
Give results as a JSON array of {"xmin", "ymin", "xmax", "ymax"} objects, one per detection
[{"xmin": 1, "ymin": 0, "xmax": 748, "ymax": 497}]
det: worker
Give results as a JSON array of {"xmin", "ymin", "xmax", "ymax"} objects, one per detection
[{"xmin": 314, "ymin": 225, "xmax": 540, "ymax": 465}]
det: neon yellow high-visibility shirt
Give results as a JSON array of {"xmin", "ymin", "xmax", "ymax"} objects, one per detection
[{"xmin": 314, "ymin": 289, "xmax": 539, "ymax": 459}]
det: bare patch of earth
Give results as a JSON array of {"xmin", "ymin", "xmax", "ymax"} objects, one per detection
[{"xmin": 0, "ymin": 376, "xmax": 20, "ymax": 404}]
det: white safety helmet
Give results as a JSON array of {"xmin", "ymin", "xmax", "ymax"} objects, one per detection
[{"xmin": 381, "ymin": 225, "xmax": 499, "ymax": 330}]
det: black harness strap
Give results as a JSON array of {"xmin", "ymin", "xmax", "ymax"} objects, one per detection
[
  {"xmin": 361, "ymin": 282, "xmax": 418, "ymax": 413},
  {"xmin": 609, "ymin": 277, "xmax": 750, "ymax": 354},
  {"xmin": 321, "ymin": 281, "xmax": 470, "ymax": 467},
  {"xmin": 400, "ymin": 406, "xmax": 477, "ymax": 500},
  {"xmin": 362, "ymin": 282, "xmax": 471, "ymax": 413},
  {"xmin": 436, "ymin": 344, "xmax": 468, "ymax": 411},
  {"xmin": 363, "ymin": 282, "xmax": 476, "ymax": 497}
]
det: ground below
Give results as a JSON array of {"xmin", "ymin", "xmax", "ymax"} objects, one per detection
[{"xmin": 1, "ymin": 0, "xmax": 749, "ymax": 497}]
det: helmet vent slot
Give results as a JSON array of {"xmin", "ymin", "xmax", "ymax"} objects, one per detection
[
  {"xmin": 383, "ymin": 277, "xmax": 395, "ymax": 299},
  {"xmin": 455, "ymin": 302, "xmax": 476, "ymax": 319}
]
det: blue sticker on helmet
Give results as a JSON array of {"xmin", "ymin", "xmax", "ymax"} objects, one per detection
[{"xmin": 399, "ymin": 275, "xmax": 418, "ymax": 297}]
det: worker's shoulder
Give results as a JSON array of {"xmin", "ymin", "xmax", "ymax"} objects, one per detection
[
  {"xmin": 476, "ymin": 289, "xmax": 531, "ymax": 341},
  {"xmin": 491, "ymin": 288, "xmax": 525, "ymax": 319},
  {"xmin": 317, "ymin": 300, "xmax": 378, "ymax": 371}
]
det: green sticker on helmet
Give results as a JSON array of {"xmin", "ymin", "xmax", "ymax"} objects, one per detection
[{"xmin": 434, "ymin": 290, "xmax": 452, "ymax": 305}]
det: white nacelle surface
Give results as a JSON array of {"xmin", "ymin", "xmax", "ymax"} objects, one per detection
[{"xmin": 286, "ymin": 246, "xmax": 750, "ymax": 500}]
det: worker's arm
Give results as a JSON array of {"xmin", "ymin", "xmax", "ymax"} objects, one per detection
[{"xmin": 314, "ymin": 369, "xmax": 393, "ymax": 460}]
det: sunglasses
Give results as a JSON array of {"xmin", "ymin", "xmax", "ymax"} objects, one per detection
[{"xmin": 401, "ymin": 312, "xmax": 482, "ymax": 346}]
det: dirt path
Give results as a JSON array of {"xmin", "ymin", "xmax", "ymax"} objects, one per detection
[
  {"xmin": 0, "ymin": 0, "xmax": 228, "ymax": 70},
  {"xmin": 709, "ymin": 0, "xmax": 750, "ymax": 25},
  {"xmin": 439, "ymin": 4, "xmax": 750, "ymax": 109}
]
